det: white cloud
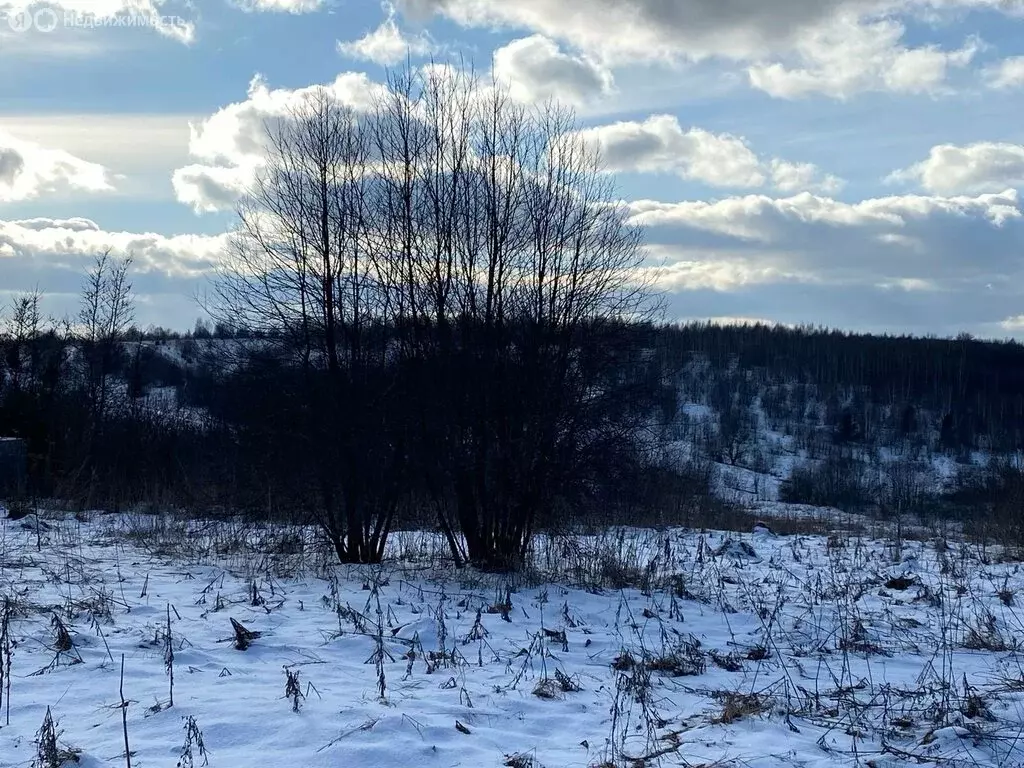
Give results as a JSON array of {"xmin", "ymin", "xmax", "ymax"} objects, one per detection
[
  {"xmin": 0, "ymin": 114, "xmax": 192, "ymax": 177},
  {"xmin": 337, "ymin": 5, "xmax": 434, "ymax": 65},
  {"xmin": 984, "ymin": 56, "xmax": 1024, "ymax": 89},
  {"xmin": 0, "ymin": 130, "xmax": 115, "ymax": 202},
  {"xmin": 172, "ymin": 72, "xmax": 387, "ymax": 213},
  {"xmin": 888, "ymin": 142, "xmax": 1024, "ymax": 194},
  {"xmin": 230, "ymin": 0, "xmax": 322, "ymax": 12},
  {"xmin": 571, "ymin": 114, "xmax": 842, "ymax": 192},
  {"xmin": 0, "ymin": 0, "xmax": 196, "ymax": 43},
  {"xmin": 397, "ymin": 0, "xmax": 850, "ymax": 63},
  {"xmin": 397, "ymin": 0, "xmax": 1015, "ymax": 66},
  {"xmin": 769, "ymin": 159, "xmax": 845, "ymax": 194},
  {"xmin": 0, "ymin": 217, "xmax": 227, "ymax": 278},
  {"xmin": 1001, "ymin": 314, "xmax": 1024, "ymax": 330},
  {"xmin": 10, "ymin": 216, "xmax": 101, "ymax": 232},
  {"xmin": 492, "ymin": 35, "xmax": 613, "ymax": 106},
  {"xmin": 643, "ymin": 253, "xmax": 813, "ymax": 291},
  {"xmin": 172, "ymin": 164, "xmax": 254, "ymax": 215},
  {"xmin": 573, "ymin": 116, "xmax": 763, "ymax": 187},
  {"xmin": 628, "ymin": 188, "xmax": 1023, "ymax": 295},
  {"xmin": 747, "ymin": 15, "xmax": 980, "ymax": 99}
]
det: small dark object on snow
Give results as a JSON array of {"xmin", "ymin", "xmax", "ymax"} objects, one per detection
[
  {"xmin": 713, "ymin": 538, "xmax": 759, "ymax": 560},
  {"xmin": 6, "ymin": 506, "xmax": 32, "ymax": 521},
  {"xmin": 885, "ymin": 575, "xmax": 916, "ymax": 590},
  {"xmin": 752, "ymin": 521, "xmax": 776, "ymax": 535},
  {"xmin": 229, "ymin": 618, "xmax": 261, "ymax": 650}
]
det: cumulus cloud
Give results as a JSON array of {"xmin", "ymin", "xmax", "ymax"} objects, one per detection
[
  {"xmin": 337, "ymin": 4, "xmax": 434, "ymax": 65},
  {"xmin": 769, "ymin": 159, "xmax": 845, "ymax": 194},
  {"xmin": 570, "ymin": 114, "xmax": 843, "ymax": 192},
  {"xmin": 397, "ymin": 0, "xmax": 1015, "ymax": 66},
  {"xmin": 397, "ymin": 0, "xmax": 862, "ymax": 63},
  {"xmin": 172, "ymin": 164, "xmax": 255, "ymax": 215},
  {"xmin": 0, "ymin": 217, "xmax": 230, "ymax": 328},
  {"xmin": 492, "ymin": 35, "xmax": 613, "ymax": 106},
  {"xmin": 396, "ymin": 0, "xmax": 1014, "ymax": 100},
  {"xmin": 10, "ymin": 217, "xmax": 102, "ymax": 232},
  {"xmin": 0, "ymin": 216, "xmax": 227, "ymax": 278},
  {"xmin": 0, "ymin": 130, "xmax": 114, "ymax": 202},
  {"xmin": 643, "ymin": 254, "xmax": 814, "ymax": 291},
  {"xmin": 1001, "ymin": 314, "xmax": 1024, "ymax": 330},
  {"xmin": 629, "ymin": 189, "xmax": 1023, "ymax": 295},
  {"xmin": 171, "ymin": 72, "xmax": 386, "ymax": 213},
  {"xmin": 627, "ymin": 186, "xmax": 1024, "ymax": 333},
  {"xmin": 983, "ymin": 56, "xmax": 1024, "ymax": 89},
  {"xmin": 747, "ymin": 16, "xmax": 980, "ymax": 99},
  {"xmin": 0, "ymin": 0, "xmax": 196, "ymax": 43},
  {"xmin": 887, "ymin": 142, "xmax": 1024, "ymax": 194}
]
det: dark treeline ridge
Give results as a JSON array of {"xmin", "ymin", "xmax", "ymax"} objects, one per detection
[
  {"xmin": 667, "ymin": 321, "xmax": 1024, "ymax": 451},
  {"xmin": 5, "ymin": 308, "xmax": 1024, "ymax": 562},
  {"xmin": 671, "ymin": 321, "xmax": 1024, "ymax": 415}
]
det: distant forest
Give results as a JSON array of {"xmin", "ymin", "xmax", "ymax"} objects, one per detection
[
  {"xmin": 4, "ymin": 302, "xmax": 1024, "ymax": 542},
  {"xmin": 134, "ymin": 315, "xmax": 1024, "ymax": 454}
]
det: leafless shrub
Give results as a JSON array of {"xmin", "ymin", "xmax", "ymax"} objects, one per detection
[
  {"xmin": 645, "ymin": 634, "xmax": 706, "ymax": 677},
  {"xmin": 0, "ymin": 597, "xmax": 12, "ymax": 725},
  {"xmin": 33, "ymin": 707, "xmax": 80, "ymax": 768},
  {"xmin": 963, "ymin": 611, "xmax": 1011, "ymax": 651},
  {"xmin": 284, "ymin": 666, "xmax": 304, "ymax": 712},
  {"xmin": 176, "ymin": 715, "xmax": 209, "ymax": 768}
]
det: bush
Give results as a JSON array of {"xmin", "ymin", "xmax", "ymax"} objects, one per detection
[{"xmin": 780, "ymin": 450, "xmax": 871, "ymax": 510}]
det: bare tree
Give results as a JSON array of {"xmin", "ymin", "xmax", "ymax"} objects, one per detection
[
  {"xmin": 74, "ymin": 251, "xmax": 135, "ymax": 503},
  {"xmin": 214, "ymin": 89, "xmax": 401, "ymax": 563},
  {"xmin": 79, "ymin": 251, "xmax": 134, "ymax": 421},
  {"xmin": 371, "ymin": 66, "xmax": 655, "ymax": 569},
  {"xmin": 212, "ymin": 63, "xmax": 657, "ymax": 568},
  {"xmin": 3, "ymin": 290, "xmax": 43, "ymax": 390}
]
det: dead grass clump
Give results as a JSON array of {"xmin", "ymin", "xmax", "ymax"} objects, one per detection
[
  {"xmin": 710, "ymin": 651, "xmax": 744, "ymax": 672},
  {"xmin": 712, "ymin": 539, "xmax": 758, "ymax": 560},
  {"xmin": 997, "ymin": 580, "xmax": 1015, "ymax": 606},
  {"xmin": 612, "ymin": 651, "xmax": 636, "ymax": 672},
  {"xmin": 712, "ymin": 692, "xmax": 769, "ymax": 724},
  {"xmin": 597, "ymin": 554, "xmax": 647, "ymax": 590},
  {"xmin": 961, "ymin": 693, "xmax": 996, "ymax": 722},
  {"xmin": 963, "ymin": 612, "xmax": 1011, "ymax": 652},
  {"xmin": 838, "ymin": 619, "xmax": 888, "ymax": 656},
  {"xmin": 745, "ymin": 645, "xmax": 770, "ymax": 661},
  {"xmin": 646, "ymin": 635, "xmax": 706, "ymax": 677},
  {"xmin": 504, "ymin": 752, "xmax": 543, "ymax": 768},
  {"xmin": 533, "ymin": 669, "xmax": 582, "ymax": 699}
]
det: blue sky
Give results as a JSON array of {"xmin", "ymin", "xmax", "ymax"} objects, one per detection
[{"xmin": 1, "ymin": 0, "xmax": 1024, "ymax": 336}]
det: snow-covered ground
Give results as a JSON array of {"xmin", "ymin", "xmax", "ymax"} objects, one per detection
[{"xmin": 1, "ymin": 512, "xmax": 1023, "ymax": 767}]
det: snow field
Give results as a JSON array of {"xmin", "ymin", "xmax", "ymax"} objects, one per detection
[{"xmin": 0, "ymin": 512, "xmax": 1022, "ymax": 767}]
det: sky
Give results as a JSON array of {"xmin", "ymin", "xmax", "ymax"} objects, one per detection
[{"xmin": 0, "ymin": 0, "xmax": 1023, "ymax": 337}]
